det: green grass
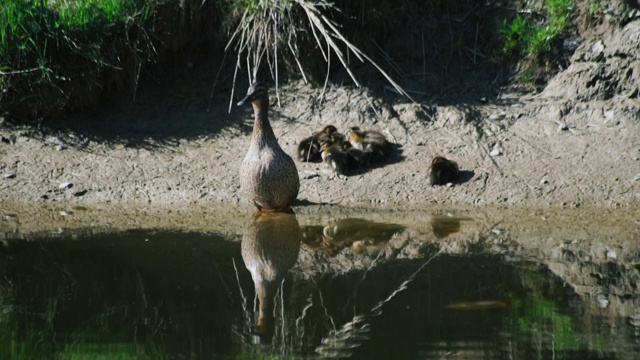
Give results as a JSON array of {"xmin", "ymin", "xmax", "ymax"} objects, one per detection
[
  {"xmin": 0, "ymin": 298, "xmax": 167, "ymax": 360},
  {"xmin": 0, "ymin": 0, "xmax": 154, "ymax": 63},
  {"xmin": 0, "ymin": 0, "xmax": 157, "ymax": 119},
  {"xmin": 500, "ymin": 0, "xmax": 572, "ymax": 57},
  {"xmin": 499, "ymin": 0, "xmax": 573, "ymax": 85}
]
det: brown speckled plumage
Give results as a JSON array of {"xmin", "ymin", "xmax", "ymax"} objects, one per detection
[
  {"xmin": 238, "ymin": 82, "xmax": 300, "ymax": 212},
  {"xmin": 319, "ymin": 138, "xmax": 350, "ymax": 175}
]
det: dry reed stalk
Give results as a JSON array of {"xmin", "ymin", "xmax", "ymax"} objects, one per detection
[{"xmin": 219, "ymin": 0, "xmax": 419, "ymax": 110}]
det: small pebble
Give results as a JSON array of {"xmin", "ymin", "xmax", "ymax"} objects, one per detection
[
  {"xmin": 59, "ymin": 182, "xmax": 73, "ymax": 190},
  {"xmin": 592, "ymin": 40, "xmax": 605, "ymax": 55},
  {"xmin": 46, "ymin": 136, "xmax": 62, "ymax": 145},
  {"xmin": 3, "ymin": 173, "xmax": 16, "ymax": 179},
  {"xmin": 3, "ymin": 214, "xmax": 18, "ymax": 221},
  {"xmin": 604, "ymin": 109, "xmax": 614, "ymax": 120},
  {"xmin": 596, "ymin": 296, "xmax": 609, "ymax": 309}
]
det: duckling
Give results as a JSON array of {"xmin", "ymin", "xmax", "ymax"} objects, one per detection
[
  {"xmin": 323, "ymin": 125, "xmax": 347, "ymax": 144},
  {"xmin": 297, "ymin": 125, "xmax": 344, "ymax": 162},
  {"xmin": 297, "ymin": 136, "xmax": 321, "ymax": 162},
  {"xmin": 429, "ymin": 156, "xmax": 460, "ymax": 186},
  {"xmin": 238, "ymin": 82, "xmax": 300, "ymax": 213},
  {"xmin": 348, "ymin": 127, "xmax": 392, "ymax": 163},
  {"xmin": 319, "ymin": 138, "xmax": 350, "ymax": 175},
  {"xmin": 340, "ymin": 140, "xmax": 368, "ymax": 168}
]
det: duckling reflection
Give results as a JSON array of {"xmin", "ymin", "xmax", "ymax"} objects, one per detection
[
  {"xmin": 301, "ymin": 218, "xmax": 404, "ymax": 257},
  {"xmin": 241, "ymin": 211, "xmax": 302, "ymax": 342},
  {"xmin": 430, "ymin": 216, "xmax": 462, "ymax": 238}
]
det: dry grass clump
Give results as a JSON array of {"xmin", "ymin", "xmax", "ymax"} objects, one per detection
[
  {"xmin": 221, "ymin": 0, "xmax": 524, "ymax": 105},
  {"xmin": 220, "ymin": 0, "xmax": 416, "ymax": 109}
]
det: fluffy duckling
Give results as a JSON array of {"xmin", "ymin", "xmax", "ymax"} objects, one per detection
[
  {"xmin": 238, "ymin": 82, "xmax": 300, "ymax": 213},
  {"xmin": 429, "ymin": 156, "xmax": 460, "ymax": 186},
  {"xmin": 340, "ymin": 140, "xmax": 368, "ymax": 168},
  {"xmin": 297, "ymin": 125, "xmax": 345, "ymax": 162},
  {"xmin": 320, "ymin": 138, "xmax": 350, "ymax": 175},
  {"xmin": 348, "ymin": 127, "xmax": 392, "ymax": 163}
]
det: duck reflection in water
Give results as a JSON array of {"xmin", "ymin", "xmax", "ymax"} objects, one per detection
[
  {"xmin": 241, "ymin": 211, "xmax": 302, "ymax": 342},
  {"xmin": 302, "ymin": 218, "xmax": 404, "ymax": 257}
]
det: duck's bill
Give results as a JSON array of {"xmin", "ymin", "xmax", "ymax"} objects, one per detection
[{"xmin": 237, "ymin": 95, "xmax": 250, "ymax": 106}]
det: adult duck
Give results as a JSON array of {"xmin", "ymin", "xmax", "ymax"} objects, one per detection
[{"xmin": 238, "ymin": 82, "xmax": 300, "ymax": 213}]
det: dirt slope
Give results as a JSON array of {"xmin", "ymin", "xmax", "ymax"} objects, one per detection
[{"xmin": 0, "ymin": 19, "xmax": 638, "ymax": 210}]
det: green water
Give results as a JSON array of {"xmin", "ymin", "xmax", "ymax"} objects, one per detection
[{"xmin": 0, "ymin": 212, "xmax": 638, "ymax": 359}]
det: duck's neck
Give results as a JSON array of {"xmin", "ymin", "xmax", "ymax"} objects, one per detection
[{"xmin": 252, "ymin": 102, "xmax": 277, "ymax": 147}]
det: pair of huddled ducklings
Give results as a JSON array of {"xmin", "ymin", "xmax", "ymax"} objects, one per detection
[{"xmin": 297, "ymin": 125, "xmax": 392, "ymax": 175}]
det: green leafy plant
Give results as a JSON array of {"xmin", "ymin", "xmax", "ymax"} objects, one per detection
[
  {"xmin": 501, "ymin": 14, "xmax": 529, "ymax": 56},
  {"xmin": 499, "ymin": 0, "xmax": 573, "ymax": 85},
  {"xmin": 0, "ymin": 0, "xmax": 157, "ymax": 119}
]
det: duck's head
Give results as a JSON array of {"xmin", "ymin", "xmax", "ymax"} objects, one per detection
[
  {"xmin": 318, "ymin": 136, "xmax": 333, "ymax": 151},
  {"xmin": 322, "ymin": 125, "xmax": 338, "ymax": 134},
  {"xmin": 348, "ymin": 126, "xmax": 364, "ymax": 142},
  {"xmin": 237, "ymin": 82, "xmax": 269, "ymax": 107},
  {"xmin": 431, "ymin": 156, "xmax": 449, "ymax": 167}
]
